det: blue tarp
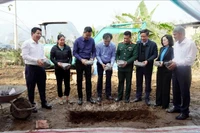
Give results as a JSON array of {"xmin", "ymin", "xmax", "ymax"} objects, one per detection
[{"xmin": 171, "ymin": 0, "xmax": 200, "ymax": 21}]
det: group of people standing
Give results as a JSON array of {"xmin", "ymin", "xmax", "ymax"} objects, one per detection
[{"xmin": 21, "ymin": 25, "xmax": 197, "ymax": 120}]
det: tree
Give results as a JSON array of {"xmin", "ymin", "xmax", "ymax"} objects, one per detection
[
  {"xmin": 91, "ymin": 25, "xmax": 98, "ymax": 37},
  {"xmin": 114, "ymin": 0, "xmax": 174, "ymax": 47},
  {"xmin": 192, "ymin": 31, "xmax": 200, "ymax": 69}
]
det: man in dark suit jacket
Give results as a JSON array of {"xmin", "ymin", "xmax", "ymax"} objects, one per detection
[{"xmin": 133, "ymin": 29, "xmax": 158, "ymax": 106}]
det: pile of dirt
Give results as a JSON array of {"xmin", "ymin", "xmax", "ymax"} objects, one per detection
[{"xmin": 0, "ymin": 66, "xmax": 200, "ymax": 131}]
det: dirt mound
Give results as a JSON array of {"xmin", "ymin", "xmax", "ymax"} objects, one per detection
[{"xmin": 1, "ymin": 66, "xmax": 200, "ymax": 131}]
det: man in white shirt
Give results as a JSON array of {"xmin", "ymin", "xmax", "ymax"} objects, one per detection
[
  {"xmin": 21, "ymin": 27, "xmax": 52, "ymax": 113},
  {"xmin": 167, "ymin": 26, "xmax": 197, "ymax": 120}
]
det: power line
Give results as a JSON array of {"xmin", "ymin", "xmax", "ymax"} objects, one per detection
[
  {"xmin": 16, "ymin": 24, "xmax": 30, "ymax": 34},
  {"xmin": 0, "ymin": 8, "xmax": 30, "ymax": 31},
  {"xmin": 0, "ymin": 8, "xmax": 13, "ymax": 15},
  {"xmin": 0, "ymin": 17, "xmax": 30, "ymax": 35},
  {"xmin": 16, "ymin": 17, "xmax": 30, "ymax": 31},
  {"xmin": 0, "ymin": 17, "xmax": 13, "ymax": 23}
]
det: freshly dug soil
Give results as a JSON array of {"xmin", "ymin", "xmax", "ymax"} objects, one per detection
[
  {"xmin": 0, "ymin": 66, "xmax": 200, "ymax": 131},
  {"xmin": 69, "ymin": 109, "xmax": 157, "ymax": 123}
]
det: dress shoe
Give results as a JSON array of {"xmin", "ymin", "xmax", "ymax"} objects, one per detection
[
  {"xmin": 176, "ymin": 113, "xmax": 189, "ymax": 120},
  {"xmin": 32, "ymin": 102, "xmax": 36, "ymax": 105},
  {"xmin": 166, "ymin": 107, "xmax": 180, "ymax": 113},
  {"xmin": 31, "ymin": 104, "xmax": 38, "ymax": 113},
  {"xmin": 133, "ymin": 98, "xmax": 142, "ymax": 102},
  {"xmin": 145, "ymin": 99, "xmax": 151, "ymax": 106},
  {"xmin": 87, "ymin": 98, "xmax": 96, "ymax": 104},
  {"xmin": 162, "ymin": 106, "xmax": 169, "ymax": 109},
  {"xmin": 97, "ymin": 97, "xmax": 102, "ymax": 102},
  {"xmin": 106, "ymin": 96, "xmax": 113, "ymax": 100},
  {"xmin": 78, "ymin": 98, "xmax": 83, "ymax": 105},
  {"xmin": 32, "ymin": 108, "xmax": 38, "ymax": 113},
  {"xmin": 124, "ymin": 99, "xmax": 130, "ymax": 103},
  {"xmin": 42, "ymin": 103, "xmax": 52, "ymax": 109},
  {"xmin": 115, "ymin": 97, "xmax": 122, "ymax": 102}
]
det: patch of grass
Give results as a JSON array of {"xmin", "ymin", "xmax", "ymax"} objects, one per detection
[{"xmin": 0, "ymin": 49, "xmax": 24, "ymax": 68}]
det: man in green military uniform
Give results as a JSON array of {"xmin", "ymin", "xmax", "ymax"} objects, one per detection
[{"xmin": 115, "ymin": 31, "xmax": 138, "ymax": 103}]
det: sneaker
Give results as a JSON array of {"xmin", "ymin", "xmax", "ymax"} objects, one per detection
[
  {"xmin": 59, "ymin": 98, "xmax": 64, "ymax": 105},
  {"xmin": 78, "ymin": 98, "xmax": 83, "ymax": 105},
  {"xmin": 65, "ymin": 96, "xmax": 69, "ymax": 103},
  {"xmin": 97, "ymin": 97, "xmax": 102, "ymax": 102}
]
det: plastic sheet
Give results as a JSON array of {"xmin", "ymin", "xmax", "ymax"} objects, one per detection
[{"xmin": 4, "ymin": 126, "xmax": 200, "ymax": 133}]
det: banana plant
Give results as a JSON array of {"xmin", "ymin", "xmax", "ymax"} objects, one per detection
[
  {"xmin": 114, "ymin": 0, "xmax": 174, "ymax": 47},
  {"xmin": 91, "ymin": 26, "xmax": 99, "ymax": 37},
  {"xmin": 192, "ymin": 32, "xmax": 200, "ymax": 69}
]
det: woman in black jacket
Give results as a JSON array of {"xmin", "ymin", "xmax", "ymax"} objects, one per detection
[
  {"xmin": 50, "ymin": 34, "xmax": 72, "ymax": 104},
  {"xmin": 155, "ymin": 34, "xmax": 174, "ymax": 109}
]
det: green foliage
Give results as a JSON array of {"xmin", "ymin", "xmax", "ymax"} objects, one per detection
[
  {"xmin": 0, "ymin": 49, "xmax": 24, "ymax": 68},
  {"xmin": 192, "ymin": 31, "xmax": 200, "ymax": 69},
  {"xmin": 192, "ymin": 32, "xmax": 200, "ymax": 45},
  {"xmin": 92, "ymin": 26, "xmax": 99, "ymax": 37},
  {"xmin": 0, "ymin": 43, "xmax": 23, "ymax": 68},
  {"xmin": 114, "ymin": 0, "xmax": 174, "ymax": 47}
]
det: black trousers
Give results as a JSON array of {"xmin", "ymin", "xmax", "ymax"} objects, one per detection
[
  {"xmin": 136, "ymin": 66, "xmax": 153, "ymax": 99},
  {"xmin": 156, "ymin": 67, "xmax": 172, "ymax": 108},
  {"xmin": 75, "ymin": 59, "xmax": 92, "ymax": 100},
  {"xmin": 172, "ymin": 66, "xmax": 191, "ymax": 115},
  {"xmin": 117, "ymin": 70, "xmax": 133, "ymax": 100},
  {"xmin": 25, "ymin": 65, "xmax": 47, "ymax": 105},
  {"xmin": 96, "ymin": 62, "xmax": 112, "ymax": 97},
  {"xmin": 55, "ymin": 68, "xmax": 70, "ymax": 97}
]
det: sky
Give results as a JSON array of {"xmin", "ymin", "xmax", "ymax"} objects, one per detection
[{"xmin": 0, "ymin": 0, "xmax": 198, "ymax": 40}]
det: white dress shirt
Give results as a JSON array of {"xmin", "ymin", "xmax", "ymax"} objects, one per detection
[
  {"xmin": 173, "ymin": 38, "xmax": 197, "ymax": 66},
  {"xmin": 21, "ymin": 38, "xmax": 46, "ymax": 65}
]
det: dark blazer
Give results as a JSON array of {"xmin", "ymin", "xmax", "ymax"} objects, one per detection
[
  {"xmin": 137, "ymin": 39, "xmax": 158, "ymax": 67},
  {"xmin": 156, "ymin": 46, "xmax": 174, "ymax": 68},
  {"xmin": 156, "ymin": 46, "xmax": 174, "ymax": 108}
]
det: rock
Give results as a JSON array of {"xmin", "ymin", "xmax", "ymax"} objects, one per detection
[{"xmin": 36, "ymin": 120, "xmax": 49, "ymax": 129}]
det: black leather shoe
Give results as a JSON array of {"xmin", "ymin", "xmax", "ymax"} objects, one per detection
[
  {"xmin": 31, "ymin": 104, "xmax": 38, "ymax": 113},
  {"xmin": 162, "ymin": 106, "xmax": 169, "ymax": 109},
  {"xmin": 133, "ymin": 98, "xmax": 142, "ymax": 102},
  {"xmin": 167, "ymin": 107, "xmax": 180, "ymax": 113},
  {"xmin": 124, "ymin": 99, "xmax": 130, "ymax": 103},
  {"xmin": 145, "ymin": 99, "xmax": 151, "ymax": 106},
  {"xmin": 32, "ymin": 108, "xmax": 38, "ymax": 113},
  {"xmin": 87, "ymin": 98, "xmax": 96, "ymax": 104},
  {"xmin": 115, "ymin": 97, "xmax": 122, "ymax": 102},
  {"xmin": 32, "ymin": 102, "xmax": 36, "ymax": 105},
  {"xmin": 176, "ymin": 113, "xmax": 189, "ymax": 120},
  {"xmin": 31, "ymin": 103, "xmax": 38, "ymax": 113},
  {"xmin": 97, "ymin": 97, "xmax": 102, "ymax": 102},
  {"xmin": 106, "ymin": 96, "xmax": 113, "ymax": 100},
  {"xmin": 42, "ymin": 103, "xmax": 52, "ymax": 109},
  {"xmin": 78, "ymin": 98, "xmax": 83, "ymax": 105}
]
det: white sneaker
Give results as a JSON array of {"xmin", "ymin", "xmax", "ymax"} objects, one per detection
[
  {"xmin": 65, "ymin": 96, "xmax": 69, "ymax": 103},
  {"xmin": 59, "ymin": 99, "xmax": 64, "ymax": 105}
]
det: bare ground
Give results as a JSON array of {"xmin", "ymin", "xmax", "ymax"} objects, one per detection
[{"xmin": 0, "ymin": 66, "xmax": 200, "ymax": 131}]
